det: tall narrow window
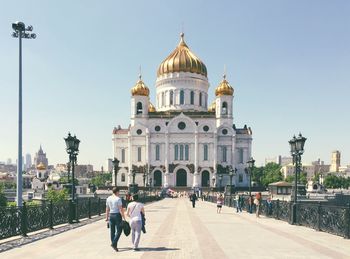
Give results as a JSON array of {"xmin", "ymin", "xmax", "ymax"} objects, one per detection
[
  {"xmin": 222, "ymin": 146, "xmax": 227, "ymax": 162},
  {"xmin": 204, "ymin": 144, "xmax": 208, "ymax": 161},
  {"xmin": 185, "ymin": 145, "xmax": 189, "ymax": 160},
  {"xmin": 222, "ymin": 102, "xmax": 227, "ymax": 115},
  {"xmin": 121, "ymin": 173, "xmax": 126, "ymax": 182},
  {"xmin": 175, "ymin": 145, "xmax": 179, "ymax": 160},
  {"xmin": 180, "ymin": 145, "xmax": 184, "ymax": 160},
  {"xmin": 170, "ymin": 90, "xmax": 174, "ymax": 105},
  {"xmin": 121, "ymin": 149, "xmax": 125, "ymax": 163},
  {"xmin": 138, "ymin": 147, "xmax": 142, "ymax": 162},
  {"xmin": 162, "ymin": 92, "xmax": 165, "ymax": 106},
  {"xmin": 155, "ymin": 144, "xmax": 160, "ymax": 161},
  {"xmin": 199, "ymin": 92, "xmax": 202, "ymax": 106},
  {"xmin": 238, "ymin": 148, "xmax": 244, "ymax": 164},
  {"xmin": 136, "ymin": 102, "xmax": 143, "ymax": 114},
  {"xmin": 238, "ymin": 174, "xmax": 243, "ymax": 183},
  {"xmin": 190, "ymin": 91, "xmax": 194, "ymax": 105},
  {"xmin": 180, "ymin": 90, "xmax": 184, "ymax": 105}
]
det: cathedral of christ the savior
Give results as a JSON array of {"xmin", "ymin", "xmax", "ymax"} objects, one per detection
[{"xmin": 112, "ymin": 33, "xmax": 252, "ymax": 190}]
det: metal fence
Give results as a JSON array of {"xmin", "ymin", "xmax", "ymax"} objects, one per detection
[
  {"xmin": 0, "ymin": 195, "xmax": 161, "ymax": 240},
  {"xmin": 206, "ymin": 195, "xmax": 350, "ymax": 238}
]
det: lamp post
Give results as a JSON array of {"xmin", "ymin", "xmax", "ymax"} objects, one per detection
[
  {"xmin": 289, "ymin": 133, "xmax": 307, "ymax": 224},
  {"xmin": 228, "ymin": 166, "xmax": 237, "ymax": 195},
  {"xmin": 67, "ymin": 162, "xmax": 71, "ymax": 183},
  {"xmin": 218, "ymin": 174, "xmax": 223, "ymax": 192},
  {"xmin": 12, "ymin": 22, "xmax": 36, "ymax": 207},
  {"xmin": 143, "ymin": 171, "xmax": 146, "ymax": 187},
  {"xmin": 149, "ymin": 178, "xmax": 152, "ymax": 194},
  {"xmin": 64, "ymin": 133, "xmax": 80, "ymax": 201},
  {"xmin": 111, "ymin": 158, "xmax": 120, "ymax": 187},
  {"xmin": 246, "ymin": 157, "xmax": 255, "ymax": 198},
  {"xmin": 132, "ymin": 169, "xmax": 136, "ymax": 185}
]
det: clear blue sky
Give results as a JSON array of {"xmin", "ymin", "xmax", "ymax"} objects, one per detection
[{"xmin": 1, "ymin": 0, "xmax": 349, "ymax": 169}]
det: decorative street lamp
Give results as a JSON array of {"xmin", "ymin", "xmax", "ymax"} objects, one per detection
[
  {"xmin": 143, "ymin": 170, "xmax": 147, "ymax": 187},
  {"xmin": 132, "ymin": 169, "xmax": 136, "ymax": 185},
  {"xmin": 12, "ymin": 21, "xmax": 36, "ymax": 207},
  {"xmin": 228, "ymin": 166, "xmax": 237, "ymax": 195},
  {"xmin": 64, "ymin": 133, "xmax": 80, "ymax": 201},
  {"xmin": 111, "ymin": 158, "xmax": 120, "ymax": 187},
  {"xmin": 246, "ymin": 157, "xmax": 255, "ymax": 198},
  {"xmin": 149, "ymin": 178, "xmax": 152, "ymax": 194},
  {"xmin": 67, "ymin": 162, "xmax": 71, "ymax": 183},
  {"xmin": 289, "ymin": 133, "xmax": 307, "ymax": 224}
]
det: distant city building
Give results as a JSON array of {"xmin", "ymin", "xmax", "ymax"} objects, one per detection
[
  {"xmin": 312, "ymin": 159, "xmax": 330, "ymax": 175},
  {"xmin": 75, "ymin": 164, "xmax": 94, "ymax": 178},
  {"xmin": 34, "ymin": 145, "xmax": 49, "ymax": 168},
  {"xmin": 25, "ymin": 153, "xmax": 32, "ymax": 170},
  {"xmin": 106, "ymin": 159, "xmax": 113, "ymax": 173},
  {"xmin": 265, "ymin": 155, "xmax": 292, "ymax": 166},
  {"xmin": 330, "ymin": 150, "xmax": 341, "ymax": 172},
  {"xmin": 281, "ymin": 164, "xmax": 316, "ymax": 180}
]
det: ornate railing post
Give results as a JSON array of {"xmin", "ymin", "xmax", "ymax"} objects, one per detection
[
  {"xmin": 21, "ymin": 202, "xmax": 28, "ymax": 237},
  {"xmin": 75, "ymin": 198, "xmax": 79, "ymax": 223},
  {"xmin": 317, "ymin": 202, "xmax": 322, "ymax": 231},
  {"xmin": 346, "ymin": 203, "xmax": 350, "ymax": 239},
  {"xmin": 88, "ymin": 198, "xmax": 91, "ymax": 219},
  {"xmin": 49, "ymin": 200, "xmax": 54, "ymax": 229},
  {"xmin": 69, "ymin": 200, "xmax": 73, "ymax": 224},
  {"xmin": 98, "ymin": 198, "xmax": 101, "ymax": 216}
]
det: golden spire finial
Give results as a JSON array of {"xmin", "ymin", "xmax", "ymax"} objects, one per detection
[
  {"xmin": 223, "ymin": 64, "xmax": 227, "ymax": 80},
  {"xmin": 139, "ymin": 65, "xmax": 142, "ymax": 80},
  {"xmin": 180, "ymin": 32, "xmax": 185, "ymax": 43}
]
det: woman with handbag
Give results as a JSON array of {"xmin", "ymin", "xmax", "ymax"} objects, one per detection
[{"xmin": 126, "ymin": 194, "xmax": 145, "ymax": 251}]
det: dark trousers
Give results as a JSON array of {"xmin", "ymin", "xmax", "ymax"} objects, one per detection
[
  {"xmin": 192, "ymin": 200, "xmax": 196, "ymax": 208},
  {"xmin": 110, "ymin": 213, "xmax": 123, "ymax": 247}
]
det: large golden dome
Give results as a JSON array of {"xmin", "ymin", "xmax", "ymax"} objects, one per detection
[
  {"xmin": 215, "ymin": 75, "xmax": 234, "ymax": 96},
  {"xmin": 131, "ymin": 75, "xmax": 149, "ymax": 96},
  {"xmin": 157, "ymin": 33, "xmax": 207, "ymax": 77}
]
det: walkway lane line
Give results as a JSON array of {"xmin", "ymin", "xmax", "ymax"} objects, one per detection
[
  {"xmin": 141, "ymin": 199, "xmax": 179, "ymax": 259},
  {"xmin": 187, "ymin": 200, "xmax": 229, "ymax": 259}
]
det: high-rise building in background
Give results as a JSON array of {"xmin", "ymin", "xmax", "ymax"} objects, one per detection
[
  {"xmin": 330, "ymin": 150, "xmax": 341, "ymax": 172},
  {"xmin": 34, "ymin": 145, "xmax": 49, "ymax": 168},
  {"xmin": 25, "ymin": 153, "xmax": 32, "ymax": 170},
  {"xmin": 7, "ymin": 158, "xmax": 12, "ymax": 165},
  {"xmin": 106, "ymin": 159, "xmax": 113, "ymax": 173}
]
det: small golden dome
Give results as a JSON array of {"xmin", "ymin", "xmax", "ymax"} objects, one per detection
[
  {"xmin": 37, "ymin": 162, "xmax": 46, "ymax": 170},
  {"xmin": 131, "ymin": 75, "xmax": 150, "ymax": 96},
  {"xmin": 208, "ymin": 101, "xmax": 216, "ymax": 112},
  {"xmin": 215, "ymin": 74, "xmax": 234, "ymax": 96},
  {"xmin": 157, "ymin": 33, "xmax": 207, "ymax": 77},
  {"xmin": 148, "ymin": 102, "xmax": 156, "ymax": 112}
]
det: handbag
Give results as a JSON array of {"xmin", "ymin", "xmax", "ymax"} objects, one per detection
[{"xmin": 121, "ymin": 220, "xmax": 131, "ymax": 236}]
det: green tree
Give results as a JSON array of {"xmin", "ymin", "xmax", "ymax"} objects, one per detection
[
  {"xmin": 46, "ymin": 189, "xmax": 69, "ymax": 202},
  {"xmin": 0, "ymin": 185, "xmax": 7, "ymax": 207},
  {"xmin": 324, "ymin": 174, "xmax": 341, "ymax": 189},
  {"xmin": 59, "ymin": 176, "xmax": 79, "ymax": 185},
  {"xmin": 251, "ymin": 166, "xmax": 264, "ymax": 186},
  {"xmin": 299, "ymin": 172, "xmax": 308, "ymax": 185},
  {"xmin": 261, "ymin": 162, "xmax": 283, "ymax": 187},
  {"xmin": 90, "ymin": 172, "xmax": 112, "ymax": 188},
  {"xmin": 285, "ymin": 175, "xmax": 294, "ymax": 183}
]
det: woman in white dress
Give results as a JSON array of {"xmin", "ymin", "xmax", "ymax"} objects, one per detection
[{"xmin": 126, "ymin": 194, "xmax": 145, "ymax": 251}]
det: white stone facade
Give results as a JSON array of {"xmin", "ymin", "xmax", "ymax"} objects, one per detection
[{"xmin": 112, "ymin": 35, "xmax": 253, "ymax": 189}]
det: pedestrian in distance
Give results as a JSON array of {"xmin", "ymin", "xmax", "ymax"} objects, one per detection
[
  {"xmin": 247, "ymin": 195, "xmax": 253, "ymax": 214},
  {"xmin": 266, "ymin": 196, "xmax": 272, "ymax": 216},
  {"xmin": 217, "ymin": 194, "xmax": 224, "ymax": 213},
  {"xmin": 190, "ymin": 192, "xmax": 197, "ymax": 208},
  {"xmin": 106, "ymin": 187, "xmax": 126, "ymax": 252},
  {"xmin": 254, "ymin": 192, "xmax": 261, "ymax": 218},
  {"xmin": 126, "ymin": 194, "xmax": 145, "ymax": 251},
  {"xmin": 235, "ymin": 194, "xmax": 242, "ymax": 213}
]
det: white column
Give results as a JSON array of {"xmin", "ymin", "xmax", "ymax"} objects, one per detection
[
  {"xmin": 164, "ymin": 132, "xmax": 169, "ymax": 187},
  {"xmin": 127, "ymin": 133, "xmax": 132, "ymax": 186},
  {"xmin": 193, "ymin": 130, "xmax": 199, "ymax": 187},
  {"xmin": 213, "ymin": 131, "xmax": 217, "ymax": 187},
  {"xmin": 146, "ymin": 130, "xmax": 150, "ymax": 184}
]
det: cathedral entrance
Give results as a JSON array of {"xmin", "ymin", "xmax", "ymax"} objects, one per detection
[
  {"xmin": 201, "ymin": 170, "xmax": 210, "ymax": 187},
  {"xmin": 154, "ymin": 170, "xmax": 162, "ymax": 187},
  {"xmin": 176, "ymin": 169, "xmax": 187, "ymax": 186}
]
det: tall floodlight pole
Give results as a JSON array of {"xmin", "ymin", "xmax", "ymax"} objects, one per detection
[{"xmin": 12, "ymin": 22, "xmax": 36, "ymax": 207}]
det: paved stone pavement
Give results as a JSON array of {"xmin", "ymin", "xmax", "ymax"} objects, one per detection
[{"xmin": 1, "ymin": 198, "xmax": 350, "ymax": 259}]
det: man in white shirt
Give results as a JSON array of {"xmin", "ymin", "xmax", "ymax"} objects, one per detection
[
  {"xmin": 106, "ymin": 187, "xmax": 126, "ymax": 252},
  {"xmin": 126, "ymin": 194, "xmax": 145, "ymax": 251}
]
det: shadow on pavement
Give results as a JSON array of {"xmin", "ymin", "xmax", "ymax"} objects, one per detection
[{"xmin": 140, "ymin": 246, "xmax": 180, "ymax": 251}]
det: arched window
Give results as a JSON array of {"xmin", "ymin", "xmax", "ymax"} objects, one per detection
[
  {"xmin": 222, "ymin": 102, "xmax": 227, "ymax": 115},
  {"xmin": 155, "ymin": 144, "xmax": 160, "ymax": 161},
  {"xmin": 136, "ymin": 102, "xmax": 143, "ymax": 114},
  {"xmin": 162, "ymin": 92, "xmax": 165, "ymax": 106},
  {"xmin": 121, "ymin": 173, "xmax": 126, "ymax": 182},
  {"xmin": 190, "ymin": 91, "xmax": 194, "ymax": 105},
  {"xmin": 170, "ymin": 90, "xmax": 174, "ymax": 105},
  {"xmin": 204, "ymin": 144, "xmax": 208, "ymax": 161},
  {"xmin": 199, "ymin": 92, "xmax": 202, "ymax": 106},
  {"xmin": 180, "ymin": 90, "xmax": 185, "ymax": 105}
]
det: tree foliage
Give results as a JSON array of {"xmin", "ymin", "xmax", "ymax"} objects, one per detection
[
  {"xmin": 324, "ymin": 175, "xmax": 350, "ymax": 189},
  {"xmin": 260, "ymin": 163, "xmax": 283, "ymax": 187},
  {"xmin": 0, "ymin": 185, "xmax": 7, "ymax": 207},
  {"xmin": 90, "ymin": 173, "xmax": 112, "ymax": 188},
  {"xmin": 59, "ymin": 176, "xmax": 79, "ymax": 185},
  {"xmin": 46, "ymin": 189, "xmax": 69, "ymax": 202}
]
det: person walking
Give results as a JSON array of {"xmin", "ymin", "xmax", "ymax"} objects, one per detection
[
  {"xmin": 235, "ymin": 194, "xmax": 242, "ymax": 213},
  {"xmin": 106, "ymin": 187, "xmax": 126, "ymax": 252},
  {"xmin": 217, "ymin": 194, "xmax": 224, "ymax": 213},
  {"xmin": 247, "ymin": 195, "xmax": 253, "ymax": 214},
  {"xmin": 254, "ymin": 192, "xmax": 261, "ymax": 218},
  {"xmin": 126, "ymin": 194, "xmax": 145, "ymax": 251},
  {"xmin": 190, "ymin": 192, "xmax": 197, "ymax": 208}
]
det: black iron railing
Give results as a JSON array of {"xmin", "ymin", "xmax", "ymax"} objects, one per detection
[{"xmin": 207, "ymin": 195, "xmax": 350, "ymax": 239}]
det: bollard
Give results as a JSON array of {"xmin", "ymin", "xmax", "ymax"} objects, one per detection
[{"xmin": 75, "ymin": 198, "xmax": 79, "ymax": 223}]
